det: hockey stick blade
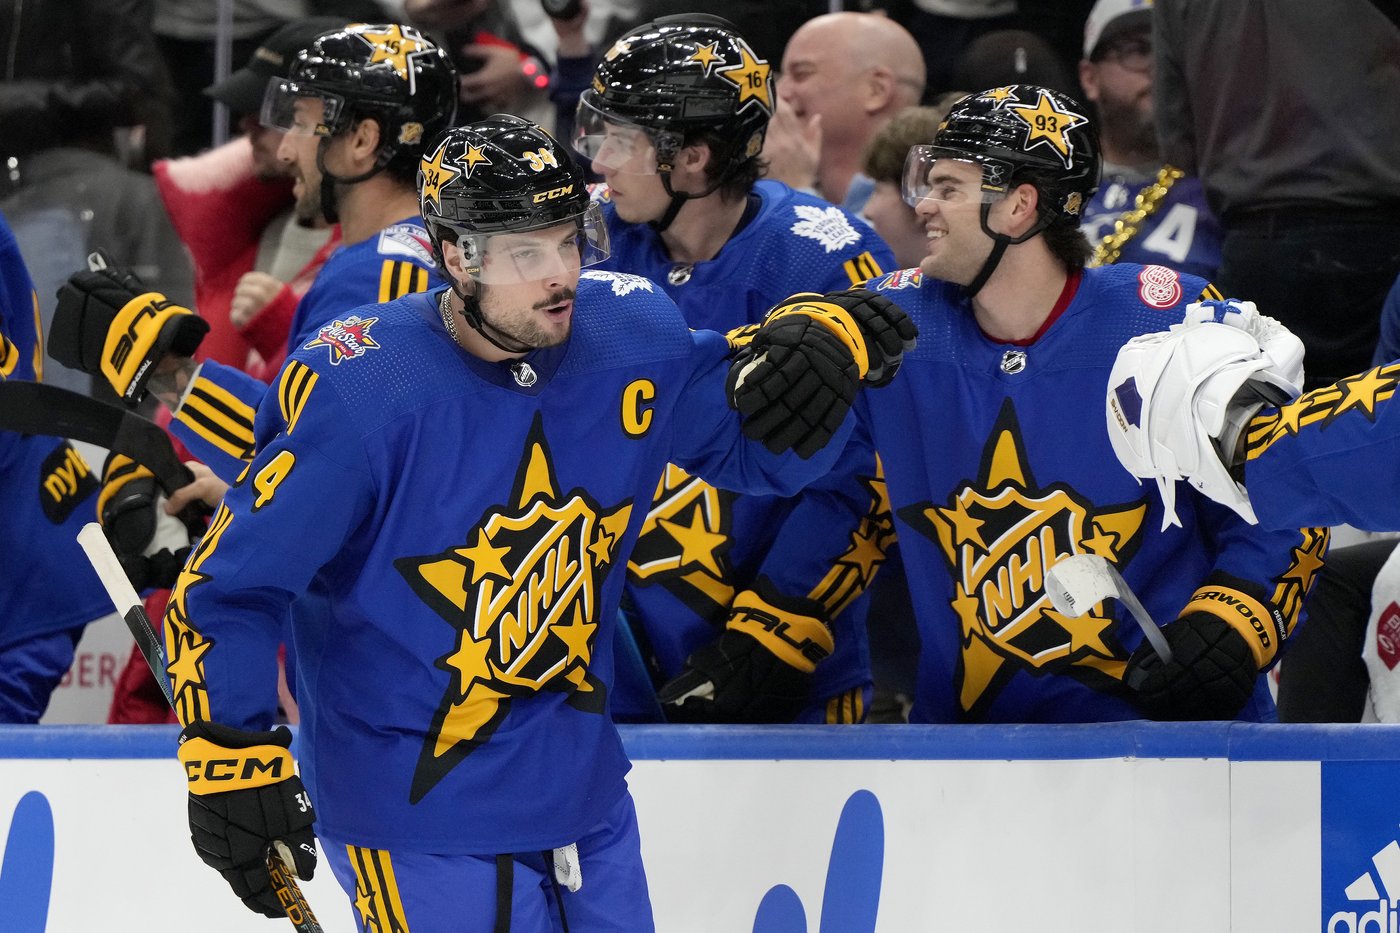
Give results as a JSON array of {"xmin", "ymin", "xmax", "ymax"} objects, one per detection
[
  {"xmin": 1044, "ymin": 554, "xmax": 1174, "ymax": 664},
  {"xmin": 76, "ymin": 523, "xmax": 324, "ymax": 933},
  {"xmin": 0, "ymin": 382, "xmax": 193, "ymax": 494}
]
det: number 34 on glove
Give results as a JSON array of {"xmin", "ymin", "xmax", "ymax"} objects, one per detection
[{"xmin": 726, "ymin": 288, "xmax": 917, "ymax": 459}]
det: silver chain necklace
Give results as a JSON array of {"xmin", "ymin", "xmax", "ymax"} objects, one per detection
[{"xmin": 438, "ymin": 289, "xmax": 461, "ymax": 345}]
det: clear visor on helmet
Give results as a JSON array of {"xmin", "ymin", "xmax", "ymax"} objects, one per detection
[
  {"xmin": 459, "ymin": 202, "xmax": 611, "ymax": 285},
  {"xmin": 901, "ymin": 145, "xmax": 1010, "ymax": 207},
  {"xmin": 260, "ymin": 78, "xmax": 347, "ymax": 136},
  {"xmin": 571, "ymin": 96, "xmax": 661, "ymax": 174}
]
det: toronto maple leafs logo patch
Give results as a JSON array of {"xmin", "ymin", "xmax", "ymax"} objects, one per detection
[
  {"xmin": 790, "ymin": 204, "xmax": 860, "ymax": 253},
  {"xmin": 581, "ymin": 270, "xmax": 654, "ymax": 296}
]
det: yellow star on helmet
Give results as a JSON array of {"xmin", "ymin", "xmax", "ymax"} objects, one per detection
[
  {"xmin": 1006, "ymin": 88, "xmax": 1087, "ymax": 166},
  {"xmin": 420, "ymin": 141, "xmax": 462, "ymax": 210},
  {"xmin": 688, "ymin": 42, "xmax": 725, "ymax": 75},
  {"xmin": 357, "ymin": 24, "xmax": 427, "ymax": 80},
  {"xmin": 981, "ymin": 86, "xmax": 1016, "ymax": 103},
  {"xmin": 460, "ymin": 143, "xmax": 492, "ymax": 178},
  {"xmin": 716, "ymin": 44, "xmax": 773, "ymax": 111}
]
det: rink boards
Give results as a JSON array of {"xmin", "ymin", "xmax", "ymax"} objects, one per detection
[{"xmin": 1, "ymin": 722, "xmax": 1397, "ymax": 932}]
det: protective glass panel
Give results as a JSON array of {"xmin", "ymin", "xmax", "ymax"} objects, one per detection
[
  {"xmin": 571, "ymin": 97, "xmax": 660, "ymax": 174},
  {"xmin": 466, "ymin": 203, "xmax": 611, "ymax": 285},
  {"xmin": 260, "ymin": 79, "xmax": 346, "ymax": 136},
  {"xmin": 901, "ymin": 145, "xmax": 1009, "ymax": 207}
]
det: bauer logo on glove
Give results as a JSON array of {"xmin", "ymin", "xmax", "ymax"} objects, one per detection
[{"xmin": 49, "ymin": 251, "xmax": 209, "ymax": 405}]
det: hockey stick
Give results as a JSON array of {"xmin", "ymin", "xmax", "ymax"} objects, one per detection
[
  {"xmin": 76, "ymin": 523, "xmax": 324, "ymax": 933},
  {"xmin": 1044, "ymin": 553, "xmax": 1174, "ymax": 663},
  {"xmin": 0, "ymin": 382, "xmax": 193, "ymax": 495}
]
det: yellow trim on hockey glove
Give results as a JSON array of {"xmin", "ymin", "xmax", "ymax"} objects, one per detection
[
  {"xmin": 101, "ymin": 292, "xmax": 190, "ymax": 397},
  {"xmin": 95, "ymin": 454, "xmax": 154, "ymax": 519},
  {"xmin": 726, "ymin": 589, "xmax": 835, "ymax": 674},
  {"xmin": 1182, "ymin": 585, "xmax": 1288, "ymax": 669},
  {"xmin": 178, "ymin": 736, "xmax": 297, "ymax": 795},
  {"xmin": 766, "ymin": 299, "xmax": 870, "ymax": 380}
]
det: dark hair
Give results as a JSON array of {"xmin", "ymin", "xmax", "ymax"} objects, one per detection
[
  {"xmin": 690, "ymin": 128, "xmax": 766, "ymax": 200},
  {"xmin": 1041, "ymin": 216, "xmax": 1093, "ymax": 269}
]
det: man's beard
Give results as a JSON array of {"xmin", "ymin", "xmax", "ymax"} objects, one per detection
[{"xmin": 1098, "ymin": 95, "xmax": 1159, "ymax": 161}]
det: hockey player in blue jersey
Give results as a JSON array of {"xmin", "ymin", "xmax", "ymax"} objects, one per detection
[
  {"xmin": 572, "ymin": 15, "xmax": 897, "ymax": 724},
  {"xmin": 140, "ymin": 117, "xmax": 915, "ymax": 930},
  {"xmin": 853, "ymin": 85, "xmax": 1325, "ymax": 724},
  {"xmin": 0, "ymin": 211, "xmax": 114, "ymax": 722},
  {"xmin": 50, "ymin": 23, "xmax": 456, "ymax": 486}
]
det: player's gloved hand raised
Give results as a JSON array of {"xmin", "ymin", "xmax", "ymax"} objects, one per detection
[
  {"xmin": 657, "ymin": 588, "xmax": 834, "ymax": 723},
  {"xmin": 49, "ymin": 252, "xmax": 208, "ymax": 405},
  {"xmin": 178, "ymin": 721, "xmax": 317, "ymax": 918},
  {"xmin": 727, "ymin": 288, "xmax": 917, "ymax": 458},
  {"xmin": 1125, "ymin": 574, "xmax": 1287, "ymax": 721},
  {"xmin": 98, "ymin": 454, "xmax": 202, "ymax": 591}
]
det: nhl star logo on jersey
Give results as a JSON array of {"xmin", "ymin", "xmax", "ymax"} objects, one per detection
[
  {"xmin": 1000, "ymin": 349, "xmax": 1027, "ymax": 374},
  {"xmin": 791, "ymin": 204, "xmax": 860, "ymax": 253},
  {"xmin": 303, "ymin": 315, "xmax": 382, "ymax": 365},
  {"xmin": 510, "ymin": 361, "xmax": 538, "ymax": 387}
]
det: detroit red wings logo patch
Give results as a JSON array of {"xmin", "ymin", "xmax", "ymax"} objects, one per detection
[
  {"xmin": 303, "ymin": 315, "xmax": 381, "ymax": 365},
  {"xmin": 1137, "ymin": 265, "xmax": 1182, "ymax": 309}
]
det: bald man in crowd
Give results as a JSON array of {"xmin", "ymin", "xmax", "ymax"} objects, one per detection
[{"xmin": 767, "ymin": 12, "xmax": 926, "ymax": 212}]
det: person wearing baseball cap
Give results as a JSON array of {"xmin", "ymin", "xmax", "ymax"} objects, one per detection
[
  {"xmin": 1077, "ymin": 0, "xmax": 1222, "ymax": 280},
  {"xmin": 205, "ymin": 16, "xmax": 348, "ymax": 180}
]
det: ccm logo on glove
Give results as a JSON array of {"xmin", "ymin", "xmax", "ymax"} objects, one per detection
[{"xmin": 180, "ymin": 736, "xmax": 294, "ymax": 792}]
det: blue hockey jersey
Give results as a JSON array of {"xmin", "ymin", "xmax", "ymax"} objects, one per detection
[
  {"xmin": 167, "ymin": 272, "xmax": 852, "ymax": 853},
  {"xmin": 1082, "ymin": 168, "xmax": 1222, "ymax": 280},
  {"xmin": 856, "ymin": 263, "xmax": 1327, "ymax": 723},
  {"xmin": 1244, "ymin": 360, "xmax": 1400, "ymax": 531},
  {"xmin": 0, "ymin": 212, "xmax": 109, "ymax": 646},
  {"xmin": 170, "ymin": 217, "xmax": 441, "ymax": 481},
  {"xmin": 596, "ymin": 180, "xmax": 896, "ymax": 717}
]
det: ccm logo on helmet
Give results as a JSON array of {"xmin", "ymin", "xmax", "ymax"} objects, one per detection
[
  {"xmin": 184, "ymin": 755, "xmax": 286, "ymax": 784},
  {"xmin": 532, "ymin": 185, "xmax": 575, "ymax": 203}
]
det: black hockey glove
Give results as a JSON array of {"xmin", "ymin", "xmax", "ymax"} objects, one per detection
[
  {"xmin": 1126, "ymin": 575, "xmax": 1287, "ymax": 721},
  {"xmin": 178, "ymin": 721, "xmax": 317, "ymax": 918},
  {"xmin": 727, "ymin": 311, "xmax": 859, "ymax": 459},
  {"xmin": 794, "ymin": 288, "xmax": 918, "ymax": 387},
  {"xmin": 657, "ymin": 588, "xmax": 834, "ymax": 723},
  {"xmin": 98, "ymin": 454, "xmax": 202, "ymax": 591},
  {"xmin": 50, "ymin": 255, "xmax": 208, "ymax": 405}
]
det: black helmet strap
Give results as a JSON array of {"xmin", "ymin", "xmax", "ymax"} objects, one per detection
[
  {"xmin": 315, "ymin": 123, "xmax": 398, "ymax": 224},
  {"xmin": 964, "ymin": 195, "xmax": 1049, "ymax": 297}
]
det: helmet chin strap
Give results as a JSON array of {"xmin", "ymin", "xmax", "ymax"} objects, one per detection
[
  {"xmin": 315, "ymin": 138, "xmax": 392, "ymax": 225},
  {"xmin": 450, "ymin": 281, "xmax": 537, "ymax": 356},
  {"xmin": 963, "ymin": 200, "xmax": 1049, "ymax": 297},
  {"xmin": 649, "ymin": 166, "xmax": 730, "ymax": 233}
]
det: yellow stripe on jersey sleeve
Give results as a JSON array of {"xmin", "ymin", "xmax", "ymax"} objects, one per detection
[{"xmin": 175, "ymin": 377, "xmax": 257, "ymax": 461}]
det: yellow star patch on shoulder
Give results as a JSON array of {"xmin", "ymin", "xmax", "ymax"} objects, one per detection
[
  {"xmin": 716, "ymin": 43, "xmax": 773, "ymax": 112},
  {"xmin": 356, "ymin": 24, "xmax": 427, "ymax": 82},
  {"xmin": 460, "ymin": 143, "xmax": 492, "ymax": 178},
  {"xmin": 419, "ymin": 140, "xmax": 462, "ymax": 211},
  {"xmin": 688, "ymin": 42, "xmax": 725, "ymax": 75},
  {"xmin": 1006, "ymin": 88, "xmax": 1088, "ymax": 167}
]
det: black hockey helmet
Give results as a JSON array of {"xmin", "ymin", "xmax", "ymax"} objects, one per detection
[
  {"xmin": 419, "ymin": 115, "xmax": 608, "ymax": 283},
  {"xmin": 262, "ymin": 23, "xmax": 458, "ymax": 182},
  {"xmin": 904, "ymin": 84, "xmax": 1100, "ymax": 226},
  {"xmin": 573, "ymin": 14, "xmax": 773, "ymax": 182}
]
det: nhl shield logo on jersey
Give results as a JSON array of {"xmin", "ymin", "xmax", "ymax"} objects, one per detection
[
  {"xmin": 897, "ymin": 400, "xmax": 1148, "ymax": 717},
  {"xmin": 303, "ymin": 315, "xmax": 382, "ymax": 365},
  {"xmin": 395, "ymin": 414, "xmax": 633, "ymax": 802}
]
